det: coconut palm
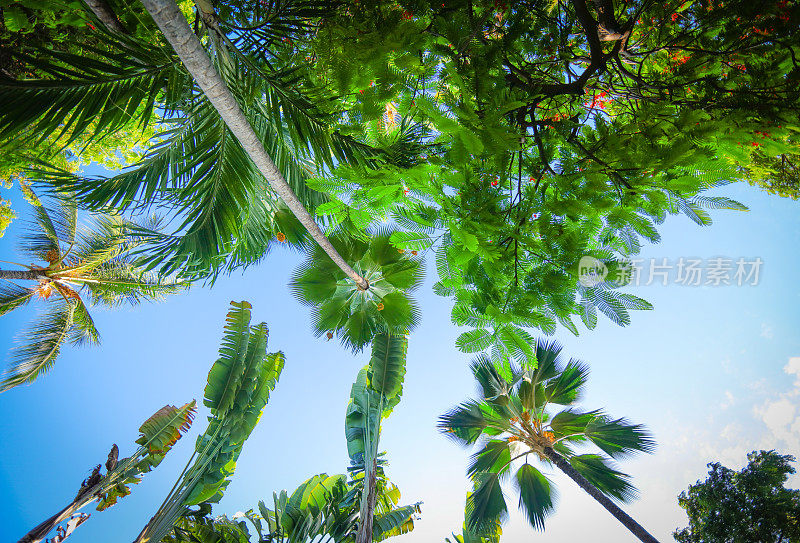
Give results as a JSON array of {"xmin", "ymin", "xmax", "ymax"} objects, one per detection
[
  {"xmin": 438, "ymin": 340, "xmax": 660, "ymax": 543},
  {"xmin": 0, "ymin": 0, "xmax": 373, "ymax": 284},
  {"xmin": 0, "ymin": 197, "xmax": 182, "ymax": 392},
  {"xmin": 290, "ymin": 232, "xmax": 422, "ymax": 352},
  {"xmin": 138, "ymin": 0, "xmax": 374, "ymax": 288}
]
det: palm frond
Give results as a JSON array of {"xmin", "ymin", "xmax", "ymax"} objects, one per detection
[
  {"xmin": 438, "ymin": 400, "xmax": 501, "ymax": 447},
  {"xmin": 514, "ymin": 463, "xmax": 556, "ymax": 531},
  {"xmin": 583, "ymin": 416, "xmax": 656, "ymax": 459},
  {"xmin": 291, "ymin": 230, "xmax": 422, "ymax": 351},
  {"xmin": 568, "ymin": 454, "xmax": 638, "ymax": 503},
  {"xmin": 0, "ymin": 283, "xmax": 34, "ymax": 315},
  {"xmin": 20, "ymin": 197, "xmax": 77, "ymax": 263},
  {"xmin": 542, "ymin": 358, "xmax": 589, "ymax": 407},
  {"xmin": 466, "ymin": 473, "xmax": 508, "ymax": 535},
  {"xmin": 82, "ymin": 259, "xmax": 185, "ymax": 306},
  {"xmin": 467, "ymin": 440, "xmax": 513, "ymax": 480},
  {"xmin": 68, "ymin": 297, "xmax": 100, "ymax": 346},
  {"xmin": 0, "ymin": 29, "xmax": 185, "ymax": 147},
  {"xmin": 1, "ymin": 300, "xmax": 75, "ymax": 392}
]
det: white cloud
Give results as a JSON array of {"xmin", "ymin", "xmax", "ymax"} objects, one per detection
[
  {"xmin": 720, "ymin": 390, "xmax": 735, "ymax": 410},
  {"xmin": 785, "ymin": 357, "xmax": 800, "ymax": 387},
  {"xmin": 761, "ymin": 323, "xmax": 774, "ymax": 339},
  {"xmin": 752, "ymin": 356, "xmax": 800, "ymax": 457}
]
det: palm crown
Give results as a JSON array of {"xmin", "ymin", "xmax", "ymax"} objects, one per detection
[
  {"xmin": 0, "ymin": 197, "xmax": 182, "ymax": 391},
  {"xmin": 438, "ymin": 340, "xmax": 655, "ymax": 535},
  {"xmin": 290, "ymin": 230, "xmax": 422, "ymax": 351}
]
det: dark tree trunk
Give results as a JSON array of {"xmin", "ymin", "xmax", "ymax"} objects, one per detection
[
  {"xmin": 83, "ymin": 0, "xmax": 128, "ymax": 33},
  {"xmin": 0, "ymin": 269, "xmax": 41, "ymax": 281},
  {"xmin": 543, "ymin": 446, "xmax": 661, "ymax": 543}
]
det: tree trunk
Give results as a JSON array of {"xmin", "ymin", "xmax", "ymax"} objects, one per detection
[
  {"xmin": 139, "ymin": 0, "xmax": 369, "ymax": 291},
  {"xmin": 17, "ymin": 501, "xmax": 83, "ymax": 543},
  {"xmin": 83, "ymin": 0, "xmax": 128, "ymax": 33},
  {"xmin": 355, "ymin": 457, "xmax": 378, "ymax": 543},
  {"xmin": 542, "ymin": 446, "xmax": 661, "ymax": 543},
  {"xmin": 0, "ymin": 269, "xmax": 41, "ymax": 281}
]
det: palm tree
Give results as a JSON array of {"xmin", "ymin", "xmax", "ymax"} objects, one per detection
[
  {"xmin": 135, "ymin": 300, "xmax": 285, "ymax": 543},
  {"xmin": 140, "ymin": 0, "xmax": 369, "ymax": 289},
  {"xmin": 0, "ymin": 197, "xmax": 182, "ymax": 392},
  {"xmin": 290, "ymin": 232, "xmax": 422, "ymax": 352},
  {"xmin": 0, "ymin": 1, "xmax": 374, "ymax": 285},
  {"xmin": 17, "ymin": 402, "xmax": 196, "ymax": 543},
  {"xmin": 438, "ymin": 340, "xmax": 660, "ymax": 543}
]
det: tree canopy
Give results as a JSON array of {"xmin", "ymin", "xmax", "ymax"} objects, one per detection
[
  {"xmin": 674, "ymin": 450, "xmax": 800, "ymax": 543},
  {"xmin": 1, "ymin": 0, "xmax": 799, "ymax": 541}
]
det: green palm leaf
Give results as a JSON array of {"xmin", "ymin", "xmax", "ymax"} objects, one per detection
[
  {"xmin": 583, "ymin": 416, "xmax": 656, "ymax": 459},
  {"xmin": 1, "ymin": 300, "xmax": 75, "ymax": 392},
  {"xmin": 68, "ymin": 297, "xmax": 100, "ymax": 346},
  {"xmin": 0, "ymin": 29, "xmax": 184, "ymax": 147},
  {"xmin": 291, "ymin": 230, "xmax": 422, "ymax": 352},
  {"xmin": 21, "ymin": 197, "xmax": 77, "ymax": 263},
  {"xmin": 466, "ymin": 473, "xmax": 508, "ymax": 535},
  {"xmin": 514, "ymin": 463, "xmax": 555, "ymax": 531},
  {"xmin": 568, "ymin": 454, "xmax": 638, "ymax": 502},
  {"xmin": 542, "ymin": 358, "xmax": 589, "ymax": 406},
  {"xmin": 0, "ymin": 283, "xmax": 34, "ymax": 315},
  {"xmin": 467, "ymin": 440, "xmax": 512, "ymax": 480}
]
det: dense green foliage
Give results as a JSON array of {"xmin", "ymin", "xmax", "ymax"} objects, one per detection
[
  {"xmin": 674, "ymin": 450, "xmax": 800, "ymax": 543},
  {"xmin": 136, "ymin": 300, "xmax": 285, "ymax": 543},
  {"xmin": 1, "ymin": 0, "xmax": 799, "ymax": 541}
]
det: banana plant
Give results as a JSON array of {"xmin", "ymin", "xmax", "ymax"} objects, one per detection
[
  {"xmin": 0, "ymin": 195, "xmax": 183, "ymax": 392},
  {"xmin": 135, "ymin": 300, "xmax": 285, "ymax": 543},
  {"xmin": 291, "ymin": 233, "xmax": 422, "ymax": 352},
  {"xmin": 164, "ymin": 470, "xmax": 419, "ymax": 543},
  {"xmin": 161, "ymin": 332, "xmax": 418, "ymax": 543},
  {"xmin": 343, "ymin": 333, "xmax": 409, "ymax": 543},
  {"xmin": 18, "ymin": 401, "xmax": 196, "ymax": 543}
]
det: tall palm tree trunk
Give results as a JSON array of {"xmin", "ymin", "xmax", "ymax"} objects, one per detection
[
  {"xmin": 542, "ymin": 446, "xmax": 660, "ymax": 543},
  {"xmin": 84, "ymin": 0, "xmax": 128, "ymax": 33},
  {"xmin": 0, "ymin": 269, "xmax": 41, "ymax": 281},
  {"xmin": 139, "ymin": 0, "xmax": 369, "ymax": 291}
]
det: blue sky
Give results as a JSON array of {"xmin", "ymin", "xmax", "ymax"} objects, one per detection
[{"xmin": 1, "ymin": 180, "xmax": 799, "ymax": 543}]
